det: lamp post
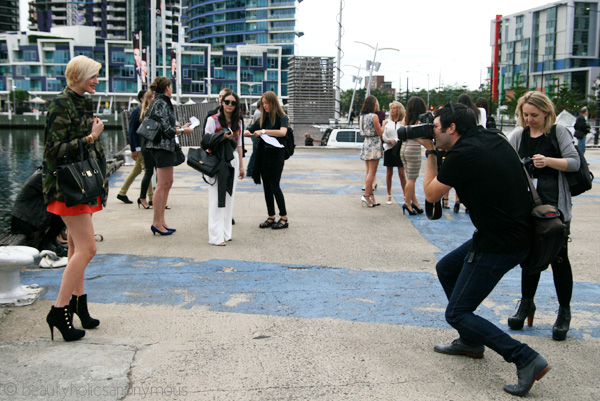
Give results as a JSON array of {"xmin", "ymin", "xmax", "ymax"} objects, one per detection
[
  {"xmin": 355, "ymin": 41, "xmax": 399, "ymax": 97},
  {"xmin": 346, "ymin": 64, "xmax": 362, "ymax": 125}
]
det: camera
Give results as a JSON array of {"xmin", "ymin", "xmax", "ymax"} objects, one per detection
[
  {"xmin": 397, "ymin": 111, "xmax": 434, "ymax": 142},
  {"xmin": 522, "ymin": 157, "xmax": 535, "ymax": 176}
]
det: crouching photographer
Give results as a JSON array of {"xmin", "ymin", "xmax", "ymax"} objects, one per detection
[{"xmin": 415, "ymin": 103, "xmax": 550, "ymax": 397}]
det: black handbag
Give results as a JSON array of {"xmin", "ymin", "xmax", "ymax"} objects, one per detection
[
  {"xmin": 187, "ymin": 147, "xmax": 219, "ymax": 177},
  {"xmin": 549, "ymin": 126, "xmax": 593, "ymax": 196},
  {"xmin": 136, "ymin": 102, "xmax": 161, "ymax": 142},
  {"xmin": 55, "ymin": 139, "xmax": 106, "ymax": 207}
]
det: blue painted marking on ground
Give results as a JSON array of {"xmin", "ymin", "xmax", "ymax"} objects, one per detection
[{"xmin": 21, "ymin": 256, "xmax": 600, "ymax": 339}]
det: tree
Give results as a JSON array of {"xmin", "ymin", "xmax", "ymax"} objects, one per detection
[
  {"xmin": 547, "ymin": 82, "xmax": 584, "ymax": 115},
  {"xmin": 8, "ymin": 89, "xmax": 31, "ymax": 114},
  {"xmin": 504, "ymin": 81, "xmax": 529, "ymax": 121}
]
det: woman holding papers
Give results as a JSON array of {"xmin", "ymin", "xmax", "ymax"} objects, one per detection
[
  {"xmin": 203, "ymin": 90, "xmax": 245, "ymax": 246},
  {"xmin": 244, "ymin": 91, "xmax": 289, "ymax": 230}
]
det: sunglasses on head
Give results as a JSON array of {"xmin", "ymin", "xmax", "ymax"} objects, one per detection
[{"xmin": 223, "ymin": 99, "xmax": 237, "ymax": 106}]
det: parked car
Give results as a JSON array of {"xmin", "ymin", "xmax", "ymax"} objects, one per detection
[{"xmin": 325, "ymin": 128, "xmax": 363, "ymax": 148}]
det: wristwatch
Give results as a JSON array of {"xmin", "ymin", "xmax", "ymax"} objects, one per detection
[
  {"xmin": 425, "ymin": 150, "xmax": 438, "ymax": 157},
  {"xmin": 261, "ymin": 129, "xmax": 266, "ymax": 135}
]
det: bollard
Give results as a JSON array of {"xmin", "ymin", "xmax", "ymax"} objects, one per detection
[
  {"xmin": 123, "ymin": 149, "xmax": 134, "ymax": 166},
  {"xmin": 0, "ymin": 246, "xmax": 43, "ymax": 307}
]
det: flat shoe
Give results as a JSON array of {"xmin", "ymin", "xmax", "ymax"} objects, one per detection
[{"xmin": 434, "ymin": 338, "xmax": 484, "ymax": 359}]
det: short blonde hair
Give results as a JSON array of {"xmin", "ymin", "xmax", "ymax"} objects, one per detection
[
  {"xmin": 65, "ymin": 55, "xmax": 102, "ymax": 88},
  {"xmin": 516, "ymin": 91, "xmax": 556, "ymax": 134},
  {"xmin": 389, "ymin": 101, "xmax": 405, "ymax": 122}
]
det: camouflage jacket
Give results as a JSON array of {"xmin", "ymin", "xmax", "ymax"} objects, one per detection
[
  {"xmin": 42, "ymin": 87, "xmax": 108, "ymax": 206},
  {"xmin": 144, "ymin": 93, "xmax": 178, "ymax": 152}
]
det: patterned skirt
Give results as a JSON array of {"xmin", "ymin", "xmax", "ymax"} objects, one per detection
[{"xmin": 360, "ymin": 136, "xmax": 383, "ymax": 161}]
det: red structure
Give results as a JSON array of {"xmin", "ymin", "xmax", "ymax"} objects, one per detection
[{"xmin": 492, "ymin": 15, "xmax": 502, "ymax": 101}]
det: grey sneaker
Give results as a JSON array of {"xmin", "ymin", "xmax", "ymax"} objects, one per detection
[{"xmin": 434, "ymin": 338, "xmax": 484, "ymax": 359}]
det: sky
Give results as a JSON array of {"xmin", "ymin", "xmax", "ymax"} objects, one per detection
[{"xmin": 20, "ymin": 0, "xmax": 552, "ymax": 92}]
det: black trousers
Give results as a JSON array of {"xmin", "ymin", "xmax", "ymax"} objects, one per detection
[
  {"xmin": 140, "ymin": 148, "xmax": 155, "ymax": 200},
  {"xmin": 260, "ymin": 147, "xmax": 286, "ymax": 216}
]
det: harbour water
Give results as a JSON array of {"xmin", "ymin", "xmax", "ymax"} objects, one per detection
[{"xmin": 0, "ymin": 128, "xmax": 126, "ymax": 234}]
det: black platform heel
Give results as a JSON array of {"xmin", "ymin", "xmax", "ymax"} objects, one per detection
[
  {"xmin": 402, "ymin": 204, "xmax": 417, "ymax": 216},
  {"xmin": 69, "ymin": 294, "xmax": 100, "ymax": 329},
  {"xmin": 46, "ymin": 306, "xmax": 85, "ymax": 342},
  {"xmin": 508, "ymin": 298, "xmax": 536, "ymax": 330},
  {"xmin": 552, "ymin": 306, "xmax": 571, "ymax": 341}
]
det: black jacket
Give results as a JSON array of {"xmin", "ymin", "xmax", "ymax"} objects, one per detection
[
  {"xmin": 145, "ymin": 94, "xmax": 178, "ymax": 152},
  {"xmin": 128, "ymin": 106, "xmax": 142, "ymax": 151},
  {"xmin": 202, "ymin": 122, "xmax": 237, "ymax": 208}
]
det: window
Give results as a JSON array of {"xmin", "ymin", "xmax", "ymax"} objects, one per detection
[
  {"xmin": 111, "ymin": 51, "xmax": 126, "ymax": 64},
  {"xmin": 16, "ymin": 66, "xmax": 30, "ymax": 76},
  {"xmin": 336, "ymin": 131, "xmax": 355, "ymax": 143},
  {"xmin": 47, "ymin": 80, "xmax": 63, "ymax": 91}
]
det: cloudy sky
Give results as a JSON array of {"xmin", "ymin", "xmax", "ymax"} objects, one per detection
[{"xmin": 20, "ymin": 0, "xmax": 552, "ymax": 91}]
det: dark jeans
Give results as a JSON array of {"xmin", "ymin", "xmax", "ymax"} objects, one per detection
[
  {"xmin": 140, "ymin": 148, "xmax": 155, "ymax": 200},
  {"xmin": 260, "ymin": 147, "xmax": 286, "ymax": 216},
  {"xmin": 436, "ymin": 239, "xmax": 538, "ymax": 369}
]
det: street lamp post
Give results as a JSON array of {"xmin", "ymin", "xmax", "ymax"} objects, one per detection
[
  {"xmin": 346, "ymin": 64, "xmax": 362, "ymax": 126},
  {"xmin": 355, "ymin": 41, "xmax": 399, "ymax": 97}
]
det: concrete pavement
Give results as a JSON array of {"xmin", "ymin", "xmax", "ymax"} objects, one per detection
[{"xmin": 1, "ymin": 145, "xmax": 600, "ymax": 400}]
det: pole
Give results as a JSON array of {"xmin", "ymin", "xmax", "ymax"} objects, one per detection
[
  {"xmin": 348, "ymin": 66, "xmax": 361, "ymax": 125},
  {"xmin": 335, "ymin": 0, "xmax": 342, "ymax": 119},
  {"xmin": 150, "ymin": 0, "xmax": 157, "ymax": 84},
  {"xmin": 366, "ymin": 44, "xmax": 378, "ymax": 97},
  {"xmin": 492, "ymin": 15, "xmax": 501, "ymax": 101}
]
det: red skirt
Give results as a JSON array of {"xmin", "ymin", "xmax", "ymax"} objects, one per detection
[{"xmin": 47, "ymin": 197, "xmax": 103, "ymax": 216}]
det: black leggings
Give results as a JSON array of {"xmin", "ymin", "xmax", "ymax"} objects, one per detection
[
  {"xmin": 260, "ymin": 147, "xmax": 286, "ymax": 216},
  {"xmin": 521, "ymin": 236, "xmax": 573, "ymax": 307},
  {"xmin": 140, "ymin": 148, "xmax": 155, "ymax": 200}
]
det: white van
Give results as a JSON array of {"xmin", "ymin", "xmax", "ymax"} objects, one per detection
[{"xmin": 325, "ymin": 128, "xmax": 364, "ymax": 148}]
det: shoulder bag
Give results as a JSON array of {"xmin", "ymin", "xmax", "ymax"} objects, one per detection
[
  {"xmin": 136, "ymin": 102, "xmax": 161, "ymax": 142},
  {"xmin": 549, "ymin": 125, "xmax": 593, "ymax": 196},
  {"xmin": 187, "ymin": 147, "xmax": 219, "ymax": 177},
  {"xmin": 54, "ymin": 139, "xmax": 106, "ymax": 207}
]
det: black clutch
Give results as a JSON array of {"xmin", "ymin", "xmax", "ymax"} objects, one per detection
[{"xmin": 187, "ymin": 147, "xmax": 219, "ymax": 177}]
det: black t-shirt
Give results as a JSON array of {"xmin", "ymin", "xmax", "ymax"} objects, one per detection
[
  {"xmin": 248, "ymin": 114, "xmax": 289, "ymax": 146},
  {"xmin": 438, "ymin": 127, "xmax": 532, "ymax": 253}
]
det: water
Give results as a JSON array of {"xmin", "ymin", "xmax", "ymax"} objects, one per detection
[{"xmin": 0, "ymin": 128, "xmax": 126, "ymax": 234}]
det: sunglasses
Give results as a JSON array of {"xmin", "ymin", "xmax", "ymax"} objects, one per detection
[{"xmin": 223, "ymin": 99, "xmax": 237, "ymax": 106}]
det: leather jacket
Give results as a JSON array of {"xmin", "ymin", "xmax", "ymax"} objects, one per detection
[{"xmin": 144, "ymin": 93, "xmax": 178, "ymax": 152}]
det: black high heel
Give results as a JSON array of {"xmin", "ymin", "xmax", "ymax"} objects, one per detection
[
  {"xmin": 552, "ymin": 306, "xmax": 571, "ymax": 341},
  {"xmin": 137, "ymin": 198, "xmax": 151, "ymax": 209},
  {"xmin": 46, "ymin": 306, "xmax": 85, "ymax": 342},
  {"xmin": 508, "ymin": 298, "xmax": 536, "ymax": 330},
  {"xmin": 411, "ymin": 203, "xmax": 424, "ymax": 214},
  {"xmin": 69, "ymin": 294, "xmax": 99, "ymax": 329},
  {"xmin": 402, "ymin": 204, "xmax": 417, "ymax": 216},
  {"xmin": 151, "ymin": 225, "xmax": 173, "ymax": 235},
  {"xmin": 453, "ymin": 200, "xmax": 461, "ymax": 213}
]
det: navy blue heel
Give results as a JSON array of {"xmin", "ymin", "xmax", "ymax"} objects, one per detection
[{"xmin": 151, "ymin": 225, "xmax": 173, "ymax": 236}]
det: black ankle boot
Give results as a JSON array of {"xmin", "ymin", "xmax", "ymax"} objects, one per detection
[
  {"xmin": 69, "ymin": 294, "xmax": 100, "ymax": 329},
  {"xmin": 46, "ymin": 306, "xmax": 85, "ymax": 342},
  {"xmin": 552, "ymin": 306, "xmax": 571, "ymax": 341},
  {"xmin": 508, "ymin": 298, "xmax": 536, "ymax": 330}
]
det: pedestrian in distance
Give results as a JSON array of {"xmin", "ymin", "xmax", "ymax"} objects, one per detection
[
  {"xmin": 244, "ymin": 91, "xmax": 290, "ymax": 229},
  {"xmin": 144, "ymin": 77, "xmax": 194, "ymax": 236},
  {"xmin": 42, "ymin": 55, "xmax": 106, "ymax": 341},
  {"xmin": 359, "ymin": 95, "xmax": 384, "ymax": 208},
  {"xmin": 137, "ymin": 90, "xmax": 156, "ymax": 209},
  {"xmin": 418, "ymin": 102, "xmax": 550, "ymax": 397},
  {"xmin": 574, "ymin": 106, "xmax": 590, "ymax": 154},
  {"xmin": 203, "ymin": 90, "xmax": 245, "ymax": 246},
  {"xmin": 116, "ymin": 90, "xmax": 154, "ymax": 208},
  {"xmin": 382, "ymin": 100, "xmax": 407, "ymax": 205},
  {"xmin": 400, "ymin": 96, "xmax": 426, "ymax": 215},
  {"xmin": 507, "ymin": 91, "xmax": 580, "ymax": 341}
]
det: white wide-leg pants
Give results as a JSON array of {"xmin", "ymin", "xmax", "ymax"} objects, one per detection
[{"xmin": 208, "ymin": 152, "xmax": 239, "ymax": 245}]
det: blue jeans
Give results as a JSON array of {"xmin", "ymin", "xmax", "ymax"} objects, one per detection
[
  {"xmin": 577, "ymin": 136, "xmax": 586, "ymax": 155},
  {"xmin": 436, "ymin": 240, "xmax": 538, "ymax": 369}
]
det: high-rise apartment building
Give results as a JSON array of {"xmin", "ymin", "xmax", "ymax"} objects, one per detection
[
  {"xmin": 186, "ymin": 0, "xmax": 299, "ymax": 97},
  {"xmin": 491, "ymin": 0, "xmax": 600, "ymax": 99},
  {"xmin": 0, "ymin": 0, "xmax": 20, "ymax": 33}
]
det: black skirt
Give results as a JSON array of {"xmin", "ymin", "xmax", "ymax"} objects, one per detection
[
  {"xmin": 383, "ymin": 147, "xmax": 403, "ymax": 167},
  {"xmin": 152, "ymin": 148, "xmax": 181, "ymax": 168}
]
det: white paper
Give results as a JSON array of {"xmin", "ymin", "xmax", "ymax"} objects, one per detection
[
  {"xmin": 189, "ymin": 116, "xmax": 200, "ymax": 129},
  {"xmin": 261, "ymin": 134, "xmax": 284, "ymax": 148}
]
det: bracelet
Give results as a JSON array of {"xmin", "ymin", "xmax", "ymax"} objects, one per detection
[{"xmin": 425, "ymin": 150, "xmax": 437, "ymax": 157}]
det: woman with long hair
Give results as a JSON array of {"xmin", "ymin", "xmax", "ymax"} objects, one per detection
[
  {"xmin": 144, "ymin": 76, "xmax": 193, "ymax": 235},
  {"xmin": 43, "ymin": 55, "xmax": 106, "ymax": 341},
  {"xmin": 359, "ymin": 95, "xmax": 385, "ymax": 207},
  {"xmin": 203, "ymin": 90, "xmax": 245, "ymax": 245},
  {"xmin": 382, "ymin": 100, "xmax": 407, "ymax": 204},
  {"xmin": 137, "ymin": 90, "xmax": 155, "ymax": 209},
  {"xmin": 507, "ymin": 91, "xmax": 580, "ymax": 341},
  {"xmin": 244, "ymin": 91, "xmax": 290, "ymax": 229},
  {"xmin": 401, "ymin": 96, "xmax": 426, "ymax": 215}
]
